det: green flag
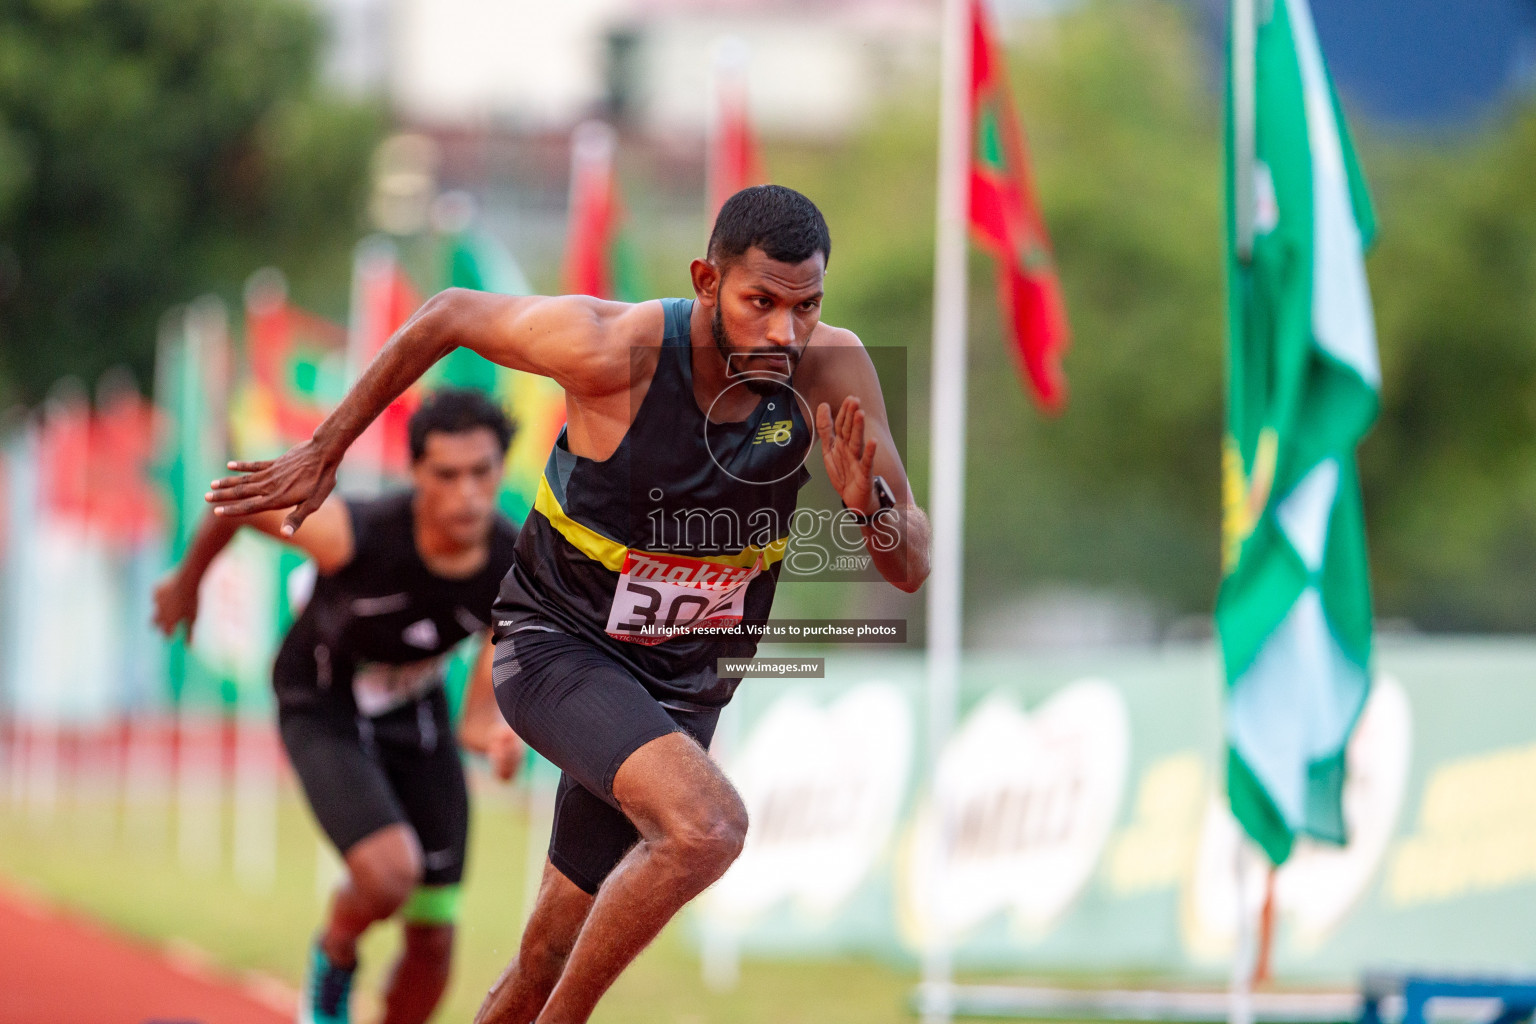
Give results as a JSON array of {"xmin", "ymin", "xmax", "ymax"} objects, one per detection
[
  {"xmin": 1217, "ymin": 0, "xmax": 1380, "ymax": 866},
  {"xmin": 153, "ymin": 298, "xmax": 238, "ymax": 708},
  {"xmin": 428, "ymin": 228, "xmax": 532, "ymax": 394}
]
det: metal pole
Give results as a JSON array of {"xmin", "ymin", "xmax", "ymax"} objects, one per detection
[
  {"xmin": 922, "ymin": 0, "xmax": 972, "ymax": 1020},
  {"xmin": 1229, "ymin": 2, "xmax": 1260, "ymax": 1016},
  {"xmin": 1229, "ymin": 840, "xmax": 1258, "ymax": 1024}
]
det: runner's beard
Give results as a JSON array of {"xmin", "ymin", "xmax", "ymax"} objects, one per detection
[{"xmin": 714, "ymin": 306, "xmax": 795, "ymax": 395}]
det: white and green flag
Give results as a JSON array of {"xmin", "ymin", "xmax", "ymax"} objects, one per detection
[{"xmin": 1218, "ymin": 0, "xmax": 1379, "ymax": 866}]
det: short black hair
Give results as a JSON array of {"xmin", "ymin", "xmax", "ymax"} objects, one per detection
[
  {"xmin": 408, "ymin": 388, "xmax": 516, "ymax": 462},
  {"xmin": 707, "ymin": 184, "xmax": 831, "ymax": 269}
]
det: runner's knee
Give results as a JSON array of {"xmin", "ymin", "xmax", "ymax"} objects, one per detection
[
  {"xmin": 347, "ymin": 828, "xmax": 423, "ymax": 915},
  {"xmin": 401, "ymin": 884, "xmax": 463, "ymax": 928},
  {"xmin": 655, "ymin": 787, "xmax": 747, "ymax": 884},
  {"xmin": 355, "ymin": 859, "xmax": 420, "ymax": 916},
  {"xmin": 615, "ymin": 736, "xmax": 748, "ymax": 883}
]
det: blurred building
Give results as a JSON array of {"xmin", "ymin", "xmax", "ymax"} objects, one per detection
[
  {"xmin": 313, "ymin": 0, "xmax": 936, "ymax": 137},
  {"xmin": 609, "ymin": 0, "xmax": 934, "ymax": 138},
  {"xmin": 319, "ymin": 0, "xmax": 1536, "ymax": 133},
  {"xmin": 311, "ymin": 0, "xmax": 948, "ymax": 288}
]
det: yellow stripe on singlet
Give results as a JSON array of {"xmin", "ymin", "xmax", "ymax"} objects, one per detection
[{"xmin": 533, "ymin": 475, "xmax": 789, "ymax": 571}]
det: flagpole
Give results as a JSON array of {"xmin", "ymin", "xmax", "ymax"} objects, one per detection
[
  {"xmin": 921, "ymin": 0, "xmax": 971, "ymax": 1020},
  {"xmin": 1229, "ymin": 1, "xmax": 1260, "ymax": 1021},
  {"xmin": 1229, "ymin": 841, "xmax": 1257, "ymax": 1024}
]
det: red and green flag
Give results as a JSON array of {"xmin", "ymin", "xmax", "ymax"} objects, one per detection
[
  {"xmin": 151, "ymin": 299, "xmax": 232, "ymax": 703},
  {"xmin": 503, "ymin": 119, "xmax": 646, "ymax": 522},
  {"xmin": 968, "ymin": 0, "xmax": 1069, "ymax": 411},
  {"xmin": 89, "ymin": 383, "xmax": 162, "ymax": 548},
  {"xmin": 236, "ymin": 269, "xmax": 347, "ymax": 456}
]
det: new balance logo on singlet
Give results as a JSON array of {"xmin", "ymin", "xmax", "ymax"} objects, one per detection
[{"xmin": 752, "ymin": 419, "xmax": 794, "ymax": 445}]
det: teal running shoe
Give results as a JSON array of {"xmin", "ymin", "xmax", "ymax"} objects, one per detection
[{"xmin": 298, "ymin": 942, "xmax": 356, "ymax": 1024}]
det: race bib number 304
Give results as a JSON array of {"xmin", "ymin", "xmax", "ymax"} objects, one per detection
[{"xmin": 605, "ymin": 550, "xmax": 761, "ymax": 646}]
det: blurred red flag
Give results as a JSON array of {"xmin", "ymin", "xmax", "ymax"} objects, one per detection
[
  {"xmin": 40, "ymin": 386, "xmax": 163, "ymax": 544},
  {"xmin": 707, "ymin": 48, "xmax": 766, "ymax": 220},
  {"xmin": 563, "ymin": 121, "xmax": 625, "ymax": 299},
  {"xmin": 968, "ymin": 0, "xmax": 1069, "ymax": 411},
  {"xmin": 90, "ymin": 387, "xmax": 162, "ymax": 546},
  {"xmin": 39, "ymin": 393, "xmax": 91, "ymax": 526}
]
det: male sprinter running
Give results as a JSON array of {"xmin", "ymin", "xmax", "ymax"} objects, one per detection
[
  {"xmin": 205, "ymin": 185, "xmax": 932, "ymax": 1023},
  {"xmin": 154, "ymin": 388, "xmax": 524, "ymax": 1024}
]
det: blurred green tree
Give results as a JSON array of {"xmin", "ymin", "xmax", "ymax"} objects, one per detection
[
  {"xmin": 1362, "ymin": 110, "xmax": 1536, "ymax": 631},
  {"xmin": 0, "ymin": 0, "xmax": 382, "ymax": 402}
]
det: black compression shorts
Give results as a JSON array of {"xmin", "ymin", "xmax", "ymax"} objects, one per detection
[
  {"xmin": 491, "ymin": 626, "xmax": 720, "ymax": 895},
  {"xmin": 278, "ymin": 685, "xmax": 469, "ymax": 887}
]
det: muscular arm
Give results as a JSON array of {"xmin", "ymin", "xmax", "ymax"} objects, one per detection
[
  {"xmin": 804, "ymin": 329, "xmax": 932, "ymax": 594},
  {"xmin": 206, "ymin": 289, "xmax": 643, "ymax": 532},
  {"xmin": 151, "ymin": 499, "xmax": 353, "ymax": 642}
]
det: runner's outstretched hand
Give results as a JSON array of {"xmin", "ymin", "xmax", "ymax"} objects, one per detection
[
  {"xmin": 460, "ymin": 716, "xmax": 524, "ymax": 783},
  {"xmin": 816, "ymin": 395, "xmax": 877, "ymax": 515},
  {"xmin": 151, "ymin": 571, "xmax": 200, "ymax": 642},
  {"xmin": 206, "ymin": 438, "xmax": 338, "ymax": 536},
  {"xmin": 487, "ymin": 726, "xmax": 524, "ymax": 784}
]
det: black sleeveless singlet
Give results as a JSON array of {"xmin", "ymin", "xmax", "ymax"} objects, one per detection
[
  {"xmin": 492, "ymin": 297, "xmax": 813, "ymax": 706},
  {"xmin": 274, "ymin": 491, "xmax": 519, "ymax": 715}
]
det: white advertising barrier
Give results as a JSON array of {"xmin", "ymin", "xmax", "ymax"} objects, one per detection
[
  {"xmin": 694, "ymin": 641, "xmax": 1536, "ymax": 982},
  {"xmin": 900, "ymin": 680, "xmax": 1131, "ymax": 939},
  {"xmin": 705, "ymin": 682, "xmax": 914, "ymax": 923}
]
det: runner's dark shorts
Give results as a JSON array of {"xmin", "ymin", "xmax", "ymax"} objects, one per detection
[
  {"xmin": 491, "ymin": 627, "xmax": 719, "ymax": 895},
  {"xmin": 278, "ymin": 685, "xmax": 469, "ymax": 887}
]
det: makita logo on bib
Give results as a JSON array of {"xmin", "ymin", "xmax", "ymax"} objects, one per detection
[{"xmin": 623, "ymin": 551, "xmax": 757, "ymax": 589}]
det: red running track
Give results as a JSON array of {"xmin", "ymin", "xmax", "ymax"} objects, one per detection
[{"xmin": 0, "ymin": 884, "xmax": 292, "ymax": 1024}]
